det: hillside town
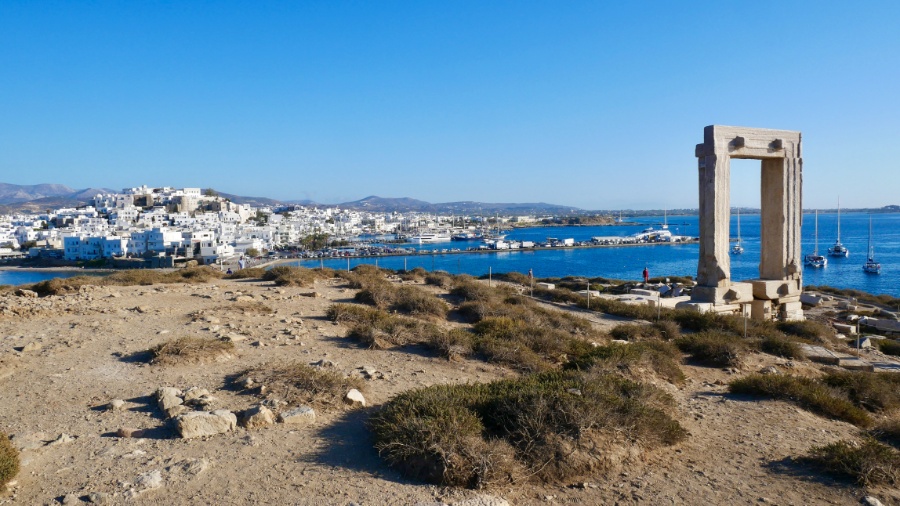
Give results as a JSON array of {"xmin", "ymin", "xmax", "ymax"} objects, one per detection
[{"xmin": 0, "ymin": 185, "xmax": 549, "ymax": 266}]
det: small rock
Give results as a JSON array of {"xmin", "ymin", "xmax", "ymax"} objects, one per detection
[
  {"xmin": 242, "ymin": 405, "xmax": 275, "ymax": 429},
  {"xmin": 86, "ymin": 491, "xmax": 110, "ymax": 504},
  {"xmin": 183, "ymin": 387, "xmax": 210, "ymax": 403},
  {"xmin": 312, "ymin": 359, "xmax": 337, "ymax": 368},
  {"xmin": 15, "ymin": 289, "xmax": 38, "ymax": 298},
  {"xmin": 279, "ymin": 406, "xmax": 316, "ymax": 425},
  {"xmin": 863, "ymin": 497, "xmax": 884, "ymax": 506},
  {"xmin": 133, "ymin": 469, "xmax": 163, "ymax": 490},
  {"xmin": 47, "ymin": 433, "xmax": 75, "ymax": 446},
  {"xmin": 158, "ymin": 393, "xmax": 183, "ymax": 412},
  {"xmin": 344, "ymin": 389, "xmax": 367, "ymax": 408},
  {"xmin": 21, "ymin": 342, "xmax": 42, "ymax": 353},
  {"xmin": 61, "ymin": 493, "xmax": 80, "ymax": 505},
  {"xmin": 107, "ymin": 399, "xmax": 126, "ymax": 411},
  {"xmin": 758, "ymin": 366, "xmax": 779, "ymax": 375},
  {"xmin": 165, "ymin": 405, "xmax": 190, "ymax": 418},
  {"xmin": 175, "ymin": 410, "xmax": 237, "ymax": 439},
  {"xmin": 116, "ymin": 428, "xmax": 145, "ymax": 438}
]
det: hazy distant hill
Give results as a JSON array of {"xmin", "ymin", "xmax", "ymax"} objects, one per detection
[
  {"xmin": 0, "ymin": 183, "xmax": 76, "ymax": 204},
  {"xmin": 214, "ymin": 191, "xmax": 285, "ymax": 208},
  {"xmin": 336, "ymin": 196, "xmax": 581, "ymax": 214}
]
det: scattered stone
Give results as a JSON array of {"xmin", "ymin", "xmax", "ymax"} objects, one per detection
[
  {"xmin": 233, "ymin": 295, "xmax": 255, "ymax": 302},
  {"xmin": 299, "ymin": 292, "xmax": 322, "ymax": 298},
  {"xmin": 312, "ymin": 359, "xmax": 337, "ymax": 368},
  {"xmin": 344, "ymin": 389, "xmax": 367, "ymax": 408},
  {"xmin": 20, "ymin": 342, "xmax": 42, "ymax": 353},
  {"xmin": 567, "ymin": 388, "xmax": 583, "ymax": 396},
  {"xmin": 47, "ymin": 433, "xmax": 76, "ymax": 446},
  {"xmin": 863, "ymin": 497, "xmax": 884, "ymax": 506},
  {"xmin": 242, "ymin": 405, "xmax": 275, "ymax": 429},
  {"xmin": 108, "ymin": 399, "xmax": 126, "ymax": 411},
  {"xmin": 455, "ymin": 495, "xmax": 511, "ymax": 506},
  {"xmin": 758, "ymin": 366, "xmax": 779, "ymax": 375},
  {"xmin": 279, "ymin": 406, "xmax": 316, "ymax": 425},
  {"xmin": 183, "ymin": 387, "xmax": 210, "ymax": 403},
  {"xmin": 175, "ymin": 410, "xmax": 237, "ymax": 439},
  {"xmin": 165, "ymin": 405, "xmax": 190, "ymax": 418},
  {"xmin": 157, "ymin": 392, "xmax": 183, "ymax": 412},
  {"xmin": 169, "ymin": 458, "xmax": 209, "ymax": 477},
  {"xmin": 134, "ymin": 306, "xmax": 150, "ymax": 314},
  {"xmin": 130, "ymin": 469, "xmax": 163, "ymax": 495},
  {"xmin": 62, "ymin": 493, "xmax": 80, "ymax": 504},
  {"xmin": 14, "ymin": 289, "xmax": 38, "ymax": 298},
  {"xmin": 86, "ymin": 491, "xmax": 110, "ymax": 504},
  {"xmin": 116, "ymin": 428, "xmax": 145, "ymax": 438}
]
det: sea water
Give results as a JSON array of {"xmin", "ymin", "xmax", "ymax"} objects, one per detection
[
  {"xmin": 290, "ymin": 212, "xmax": 900, "ymax": 297},
  {"xmin": 0, "ymin": 270, "xmax": 100, "ymax": 287}
]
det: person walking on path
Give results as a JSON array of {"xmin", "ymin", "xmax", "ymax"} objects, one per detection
[{"xmin": 642, "ymin": 266, "xmax": 649, "ymax": 284}]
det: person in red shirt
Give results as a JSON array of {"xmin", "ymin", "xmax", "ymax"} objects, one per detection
[{"xmin": 642, "ymin": 266, "xmax": 649, "ymax": 284}]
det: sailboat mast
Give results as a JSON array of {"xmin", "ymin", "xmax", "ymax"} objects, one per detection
[
  {"xmin": 837, "ymin": 197, "xmax": 841, "ymax": 241},
  {"xmin": 869, "ymin": 215, "xmax": 874, "ymax": 259},
  {"xmin": 814, "ymin": 210, "xmax": 819, "ymax": 255}
]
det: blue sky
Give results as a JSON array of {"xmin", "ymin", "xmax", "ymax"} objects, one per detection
[{"xmin": 2, "ymin": 1, "xmax": 898, "ymax": 210}]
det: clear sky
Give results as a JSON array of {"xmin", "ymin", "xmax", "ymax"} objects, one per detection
[{"xmin": 2, "ymin": 1, "xmax": 898, "ymax": 210}]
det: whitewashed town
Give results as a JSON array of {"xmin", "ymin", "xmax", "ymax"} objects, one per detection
[{"xmin": 0, "ymin": 185, "xmax": 695, "ymax": 267}]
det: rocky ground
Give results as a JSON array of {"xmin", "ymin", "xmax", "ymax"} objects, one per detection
[{"xmin": 0, "ymin": 276, "xmax": 898, "ymax": 505}]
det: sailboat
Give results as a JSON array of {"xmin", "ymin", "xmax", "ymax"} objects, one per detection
[
  {"xmin": 804, "ymin": 210, "xmax": 827, "ymax": 268},
  {"xmin": 863, "ymin": 215, "xmax": 881, "ymax": 274},
  {"xmin": 827, "ymin": 197, "xmax": 849, "ymax": 257},
  {"xmin": 731, "ymin": 208, "xmax": 744, "ymax": 254}
]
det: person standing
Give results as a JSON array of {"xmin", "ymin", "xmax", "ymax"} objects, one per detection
[{"xmin": 642, "ymin": 266, "xmax": 649, "ymax": 284}]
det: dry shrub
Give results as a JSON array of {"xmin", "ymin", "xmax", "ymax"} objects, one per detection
[
  {"xmin": 330, "ymin": 303, "xmax": 433, "ymax": 349},
  {"xmin": 327, "ymin": 303, "xmax": 375, "ymax": 324},
  {"xmin": 392, "ymin": 286, "xmax": 448, "ymax": 318},
  {"xmin": 610, "ymin": 324, "xmax": 657, "ymax": 341},
  {"xmin": 354, "ymin": 278, "xmax": 396, "ymax": 309},
  {"xmin": 806, "ymin": 439, "xmax": 900, "ymax": 486},
  {"xmin": 263, "ymin": 266, "xmax": 324, "ymax": 287},
  {"xmin": 729, "ymin": 373, "xmax": 871, "ymax": 427},
  {"xmin": 872, "ymin": 418, "xmax": 900, "ymax": 449},
  {"xmin": 424, "ymin": 271, "xmax": 453, "ymax": 289},
  {"xmin": 226, "ymin": 267, "xmax": 266, "ymax": 279},
  {"xmin": 427, "ymin": 329, "xmax": 474, "ymax": 360},
  {"xmin": 675, "ymin": 331, "xmax": 746, "ymax": 367},
  {"xmin": 398, "ymin": 267, "xmax": 428, "ymax": 281},
  {"xmin": 29, "ymin": 275, "xmax": 101, "ymax": 296},
  {"xmin": 149, "ymin": 337, "xmax": 234, "ymax": 366},
  {"xmin": 571, "ymin": 341, "xmax": 685, "ymax": 385},
  {"xmin": 821, "ymin": 371, "xmax": 900, "ymax": 413},
  {"xmin": 29, "ymin": 267, "xmax": 224, "ymax": 296},
  {"xmin": 370, "ymin": 370, "xmax": 685, "ymax": 488},
  {"xmin": 0, "ymin": 431, "xmax": 19, "ymax": 490},
  {"xmin": 238, "ymin": 362, "xmax": 364, "ymax": 407},
  {"xmin": 229, "ymin": 300, "xmax": 275, "ymax": 314}
]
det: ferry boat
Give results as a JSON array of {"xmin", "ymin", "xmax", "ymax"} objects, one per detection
[
  {"xmin": 451, "ymin": 231, "xmax": 482, "ymax": 241},
  {"xmin": 407, "ymin": 232, "xmax": 452, "ymax": 244}
]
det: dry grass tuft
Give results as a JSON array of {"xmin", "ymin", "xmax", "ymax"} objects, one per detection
[
  {"xmin": 0, "ymin": 431, "xmax": 19, "ymax": 490},
  {"xmin": 262, "ymin": 266, "xmax": 326, "ymax": 287},
  {"xmin": 238, "ymin": 363, "xmax": 364, "ymax": 406},
  {"xmin": 29, "ymin": 267, "xmax": 225, "ymax": 296},
  {"xmin": 149, "ymin": 337, "xmax": 235, "ymax": 366}
]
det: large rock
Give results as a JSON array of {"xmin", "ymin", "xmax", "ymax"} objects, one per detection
[
  {"xmin": 344, "ymin": 389, "xmax": 367, "ymax": 407},
  {"xmin": 175, "ymin": 410, "xmax": 237, "ymax": 439},
  {"xmin": 242, "ymin": 405, "xmax": 275, "ymax": 429},
  {"xmin": 278, "ymin": 406, "xmax": 316, "ymax": 425},
  {"xmin": 14, "ymin": 289, "xmax": 38, "ymax": 298}
]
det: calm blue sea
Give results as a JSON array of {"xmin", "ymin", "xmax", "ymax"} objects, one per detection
[
  {"xmin": 0, "ymin": 270, "xmax": 99, "ymax": 287},
  {"xmin": 288, "ymin": 212, "xmax": 900, "ymax": 297}
]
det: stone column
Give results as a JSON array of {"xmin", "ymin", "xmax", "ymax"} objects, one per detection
[
  {"xmin": 695, "ymin": 147, "xmax": 730, "ymax": 292},
  {"xmin": 760, "ymin": 156, "xmax": 802, "ymax": 281}
]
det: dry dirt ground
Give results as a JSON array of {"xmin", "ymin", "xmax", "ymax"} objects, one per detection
[{"xmin": 0, "ymin": 277, "xmax": 897, "ymax": 505}]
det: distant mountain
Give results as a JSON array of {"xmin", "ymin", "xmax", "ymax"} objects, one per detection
[
  {"xmin": 335, "ymin": 196, "xmax": 581, "ymax": 214},
  {"xmin": 0, "ymin": 183, "xmax": 76, "ymax": 204}
]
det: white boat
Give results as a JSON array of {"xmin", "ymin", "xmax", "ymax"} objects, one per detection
[
  {"xmin": 863, "ymin": 215, "xmax": 881, "ymax": 274},
  {"xmin": 804, "ymin": 210, "xmax": 827, "ymax": 268},
  {"xmin": 827, "ymin": 197, "xmax": 849, "ymax": 257},
  {"xmin": 731, "ymin": 208, "xmax": 744, "ymax": 255},
  {"xmin": 406, "ymin": 232, "xmax": 452, "ymax": 244}
]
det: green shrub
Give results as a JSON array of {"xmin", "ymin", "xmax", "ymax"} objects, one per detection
[
  {"xmin": 652, "ymin": 320, "xmax": 681, "ymax": 341},
  {"xmin": 729, "ymin": 374, "xmax": 871, "ymax": 427},
  {"xmin": 758, "ymin": 335, "xmax": 804, "ymax": 359},
  {"xmin": 370, "ymin": 370, "xmax": 686, "ymax": 487},
  {"xmin": 821, "ymin": 371, "xmax": 900, "ymax": 413},
  {"xmin": 675, "ymin": 331, "xmax": 746, "ymax": 367},
  {"xmin": 424, "ymin": 271, "xmax": 453, "ymax": 288},
  {"xmin": 776, "ymin": 320, "xmax": 829, "ymax": 340},
  {"xmin": 806, "ymin": 438, "xmax": 899, "ymax": 486},
  {"xmin": 875, "ymin": 339, "xmax": 900, "ymax": 357},
  {"xmin": 391, "ymin": 286, "xmax": 448, "ymax": 318},
  {"xmin": 0, "ymin": 431, "xmax": 19, "ymax": 490}
]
